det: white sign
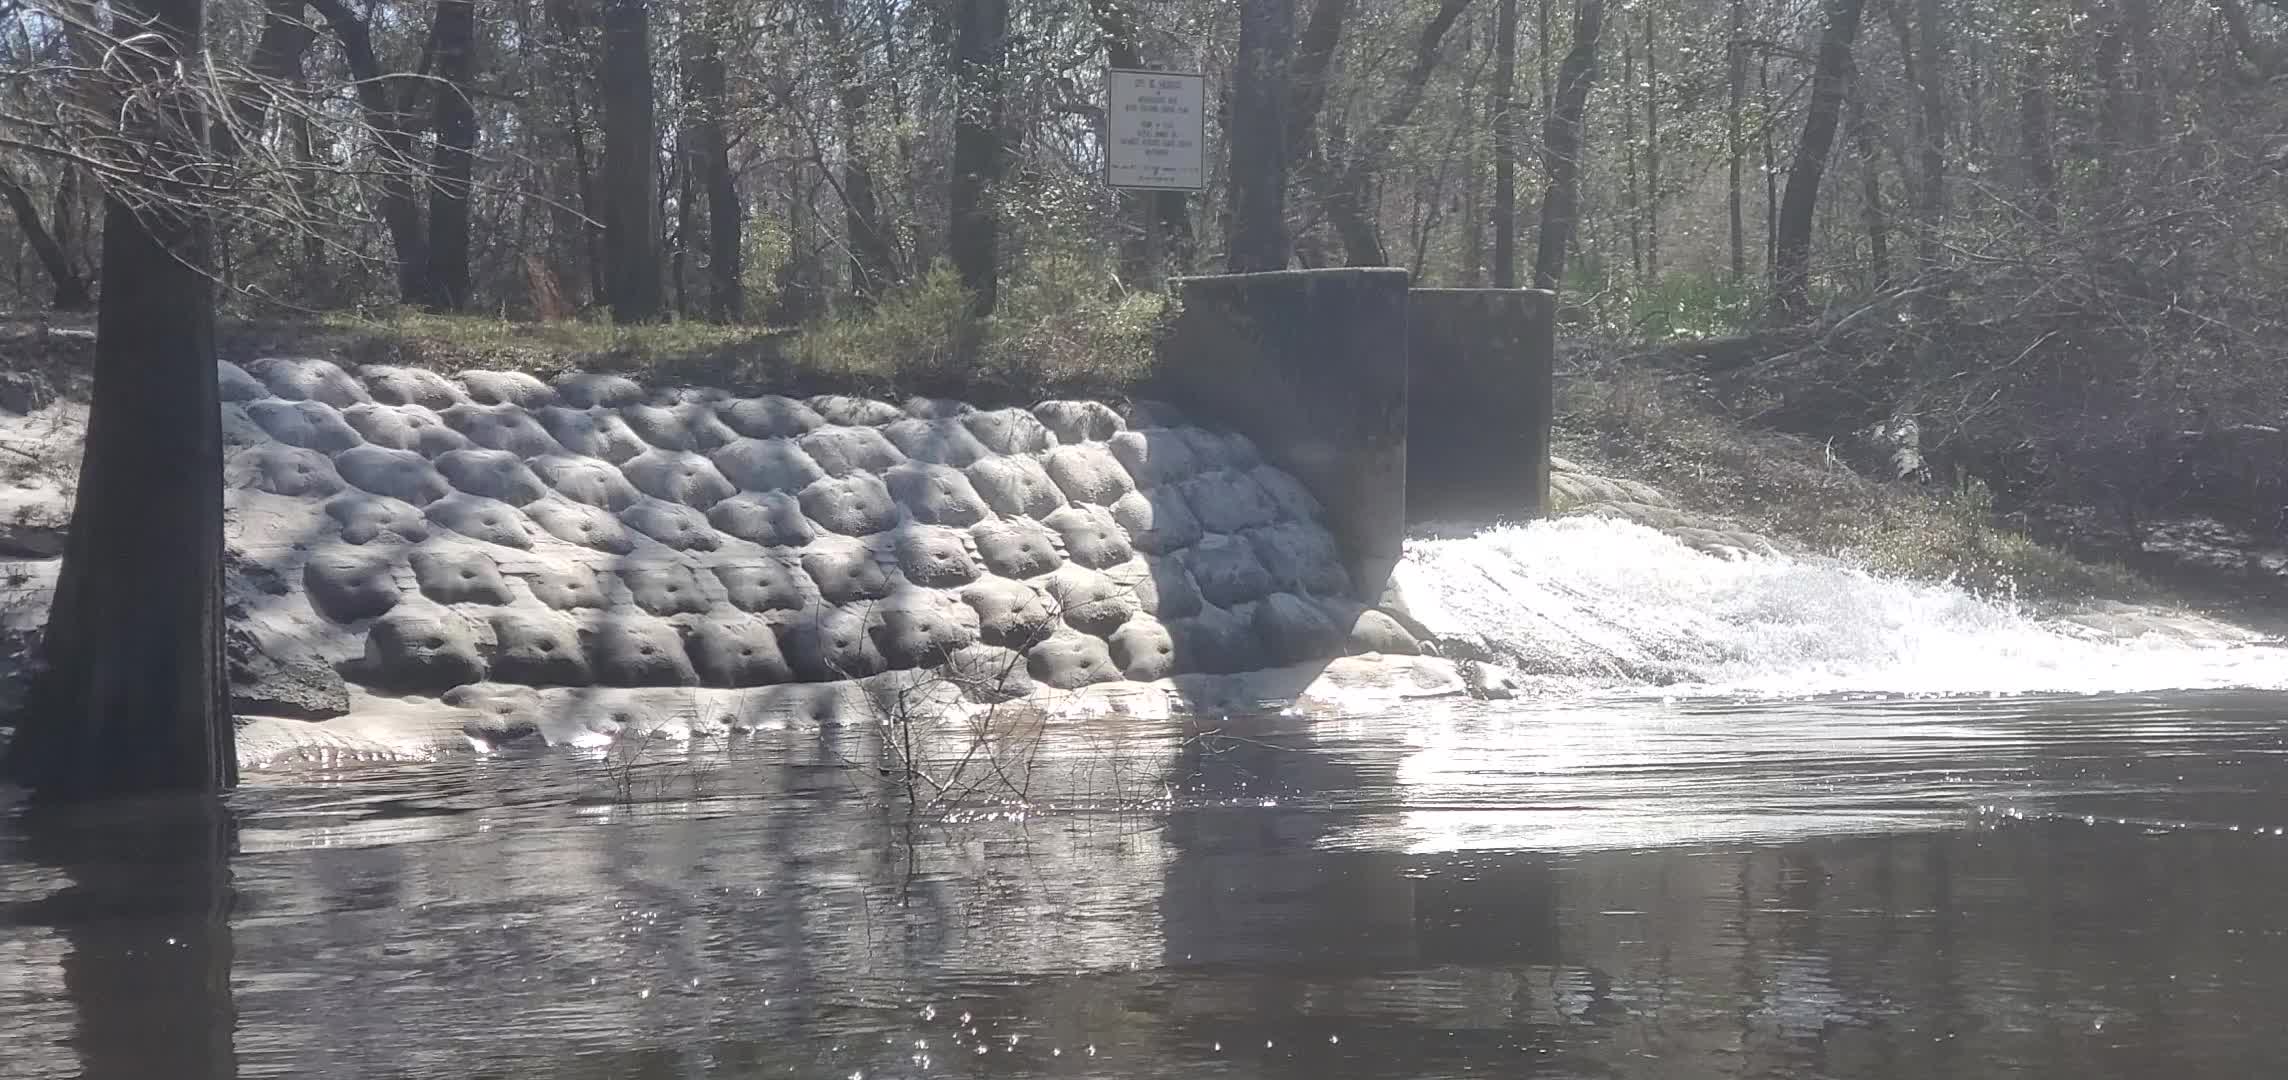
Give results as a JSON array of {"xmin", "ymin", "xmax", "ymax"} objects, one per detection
[{"xmin": 1106, "ymin": 69, "xmax": 1205, "ymax": 191}]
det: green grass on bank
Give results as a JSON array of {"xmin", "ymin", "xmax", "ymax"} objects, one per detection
[
  {"xmin": 1554, "ymin": 353, "xmax": 2153, "ymax": 606},
  {"xmin": 216, "ymin": 267, "xmax": 1166, "ymax": 408}
]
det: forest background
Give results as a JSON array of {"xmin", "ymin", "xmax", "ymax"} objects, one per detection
[{"xmin": 4, "ymin": 0, "xmax": 2287, "ymax": 552}]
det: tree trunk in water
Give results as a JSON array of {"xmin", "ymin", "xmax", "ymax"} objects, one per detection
[
  {"xmin": 1492, "ymin": 0, "xmax": 1518, "ymax": 287},
  {"xmin": 2018, "ymin": 16, "xmax": 2059, "ymax": 226},
  {"xmin": 4, "ymin": 0, "xmax": 233, "ymax": 797},
  {"xmin": 425, "ymin": 0, "xmax": 477, "ymax": 311},
  {"xmin": 1726, "ymin": 0, "xmax": 1745, "ymax": 280},
  {"xmin": 0, "ymin": 167, "xmax": 92, "ymax": 310},
  {"xmin": 1773, "ymin": 0, "xmax": 1863, "ymax": 317},
  {"xmin": 17, "ymin": 804, "xmax": 239, "ymax": 1076},
  {"xmin": 951, "ymin": 0, "xmax": 1009, "ymax": 314},
  {"xmin": 602, "ymin": 0, "xmax": 663, "ymax": 323},
  {"xmin": 685, "ymin": 0, "xmax": 741, "ymax": 321},
  {"xmin": 1532, "ymin": 0, "xmax": 1604, "ymax": 292},
  {"xmin": 1228, "ymin": 0, "xmax": 1295, "ymax": 272}
]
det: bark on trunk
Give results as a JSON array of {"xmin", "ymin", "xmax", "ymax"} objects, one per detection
[
  {"xmin": 2216, "ymin": 0, "xmax": 2274, "ymax": 76},
  {"xmin": 684, "ymin": 0, "xmax": 741, "ymax": 321},
  {"xmin": 1324, "ymin": 0, "xmax": 1477, "ymax": 267},
  {"xmin": 816, "ymin": 0, "xmax": 898, "ymax": 303},
  {"xmin": 1641, "ymin": 9, "xmax": 1659, "ymax": 279},
  {"xmin": 951, "ymin": 0, "xmax": 1009, "ymax": 314},
  {"xmin": 425, "ymin": 0, "xmax": 477, "ymax": 311},
  {"xmin": 1537, "ymin": 0, "xmax": 1552, "ymax": 115},
  {"xmin": 0, "ymin": 167, "xmax": 91, "ymax": 310},
  {"xmin": 2093, "ymin": 3, "xmax": 2127, "ymax": 151},
  {"xmin": 1286, "ymin": 0, "xmax": 1353, "ymax": 169},
  {"xmin": 1726, "ymin": 0, "xmax": 1745, "ymax": 280},
  {"xmin": 1773, "ymin": 0, "xmax": 1864, "ymax": 317},
  {"xmin": 1850, "ymin": 68, "xmax": 1890, "ymax": 288},
  {"xmin": 670, "ymin": 137, "xmax": 693, "ymax": 317},
  {"xmin": 545, "ymin": 0, "xmax": 605, "ymax": 306},
  {"xmin": 1492, "ymin": 0, "xmax": 1519, "ymax": 287},
  {"xmin": 569, "ymin": 90, "xmax": 605, "ymax": 305},
  {"xmin": 308, "ymin": 0, "xmax": 430, "ymax": 304},
  {"xmin": 1622, "ymin": 39, "xmax": 1640, "ymax": 277},
  {"xmin": 220, "ymin": 0, "xmax": 315, "ymax": 159},
  {"xmin": 1761, "ymin": 48, "xmax": 1777, "ymax": 268},
  {"xmin": 1531, "ymin": 0, "xmax": 1604, "ymax": 291},
  {"xmin": 294, "ymin": 111, "xmax": 322, "ymax": 282},
  {"xmin": 601, "ymin": 0, "xmax": 663, "ymax": 323},
  {"xmin": 5, "ymin": 0, "xmax": 233, "ymax": 797},
  {"xmin": 2121, "ymin": 0, "xmax": 2159, "ymax": 146},
  {"xmin": 1227, "ymin": 0, "xmax": 1296, "ymax": 272},
  {"xmin": 1908, "ymin": 0, "xmax": 1947, "ymax": 267},
  {"xmin": 2018, "ymin": 17, "xmax": 2059, "ymax": 225}
]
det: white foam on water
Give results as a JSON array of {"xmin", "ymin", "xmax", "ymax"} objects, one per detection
[{"xmin": 1394, "ymin": 516, "xmax": 2288, "ymax": 697}]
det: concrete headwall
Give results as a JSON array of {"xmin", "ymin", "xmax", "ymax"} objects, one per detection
[
  {"xmin": 1406, "ymin": 288, "xmax": 1555, "ymax": 523},
  {"xmin": 1157, "ymin": 269, "xmax": 1411, "ymax": 602}
]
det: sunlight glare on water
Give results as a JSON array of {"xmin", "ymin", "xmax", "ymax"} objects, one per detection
[{"xmin": 7, "ymin": 522, "xmax": 2288, "ymax": 1078}]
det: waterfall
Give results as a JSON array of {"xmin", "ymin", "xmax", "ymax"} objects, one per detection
[{"xmin": 1392, "ymin": 517, "xmax": 2288, "ymax": 697}]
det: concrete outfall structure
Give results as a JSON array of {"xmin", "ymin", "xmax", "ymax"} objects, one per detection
[
  {"xmin": 1160, "ymin": 269, "xmax": 1414, "ymax": 603},
  {"xmin": 1406, "ymin": 288, "xmax": 1556, "ymax": 523},
  {"xmin": 1158, "ymin": 270, "xmax": 1560, "ymax": 579}
]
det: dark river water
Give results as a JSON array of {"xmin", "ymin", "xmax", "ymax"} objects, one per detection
[{"xmin": 6, "ymin": 690, "xmax": 2288, "ymax": 1079}]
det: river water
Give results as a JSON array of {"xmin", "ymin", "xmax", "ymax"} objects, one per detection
[{"xmin": 7, "ymin": 519, "xmax": 2288, "ymax": 1078}]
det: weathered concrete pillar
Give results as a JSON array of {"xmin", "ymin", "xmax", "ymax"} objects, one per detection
[
  {"xmin": 1159, "ymin": 269, "xmax": 1410, "ymax": 602},
  {"xmin": 1405, "ymin": 288, "xmax": 1555, "ymax": 522}
]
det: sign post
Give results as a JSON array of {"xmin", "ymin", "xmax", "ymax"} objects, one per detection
[
  {"xmin": 1105, "ymin": 69, "xmax": 1206, "ymax": 192},
  {"xmin": 1106, "ymin": 68, "xmax": 1203, "ymax": 285}
]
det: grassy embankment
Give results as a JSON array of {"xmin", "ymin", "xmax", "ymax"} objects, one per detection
[
  {"xmin": 6, "ymin": 269, "xmax": 2154, "ymax": 608},
  {"xmin": 217, "ymin": 267, "xmax": 1163, "ymax": 408}
]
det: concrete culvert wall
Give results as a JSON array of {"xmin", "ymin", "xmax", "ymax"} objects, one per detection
[
  {"xmin": 202, "ymin": 358, "xmax": 1422, "ymax": 734},
  {"xmin": 1157, "ymin": 269, "xmax": 1411, "ymax": 601},
  {"xmin": 1406, "ymin": 288, "xmax": 1556, "ymax": 523}
]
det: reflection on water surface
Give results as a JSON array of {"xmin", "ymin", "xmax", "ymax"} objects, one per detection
[{"xmin": 6, "ymin": 690, "xmax": 2288, "ymax": 1078}]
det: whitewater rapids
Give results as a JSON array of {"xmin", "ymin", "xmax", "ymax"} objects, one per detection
[{"xmin": 1392, "ymin": 516, "xmax": 2288, "ymax": 697}]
